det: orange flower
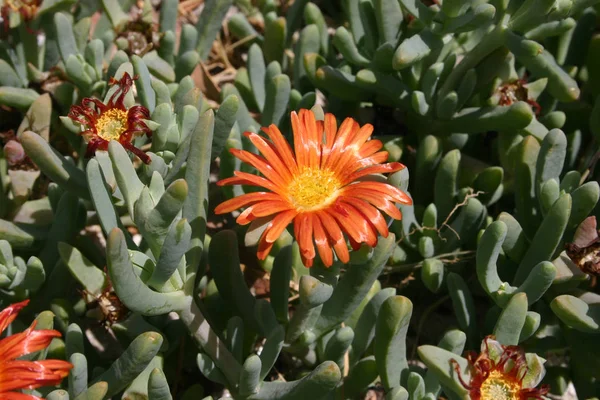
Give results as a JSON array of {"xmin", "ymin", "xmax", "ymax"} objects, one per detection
[
  {"xmin": 451, "ymin": 336, "xmax": 549, "ymax": 400},
  {"xmin": 68, "ymin": 72, "xmax": 152, "ymax": 164},
  {"xmin": 215, "ymin": 109, "xmax": 412, "ymax": 267},
  {"xmin": 0, "ymin": 300, "xmax": 72, "ymax": 400}
]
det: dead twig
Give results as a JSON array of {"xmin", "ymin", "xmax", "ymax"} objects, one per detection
[{"xmin": 398, "ymin": 189, "xmax": 485, "ymax": 244}]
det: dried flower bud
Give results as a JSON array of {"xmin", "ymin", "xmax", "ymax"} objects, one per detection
[
  {"xmin": 3, "ymin": 139, "xmax": 26, "ymax": 166},
  {"xmin": 566, "ymin": 216, "xmax": 600, "ymax": 277}
]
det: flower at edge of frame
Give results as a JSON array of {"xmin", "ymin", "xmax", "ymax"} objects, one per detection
[
  {"xmin": 451, "ymin": 335, "xmax": 550, "ymax": 400},
  {"xmin": 0, "ymin": 299, "xmax": 73, "ymax": 400}
]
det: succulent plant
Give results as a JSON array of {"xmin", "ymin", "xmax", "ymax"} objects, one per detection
[{"xmin": 1, "ymin": 0, "xmax": 600, "ymax": 399}]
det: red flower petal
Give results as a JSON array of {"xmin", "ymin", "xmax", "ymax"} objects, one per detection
[
  {"xmin": 0, "ymin": 302, "xmax": 72, "ymax": 397},
  {"xmin": 0, "ymin": 300, "xmax": 29, "ymax": 334}
]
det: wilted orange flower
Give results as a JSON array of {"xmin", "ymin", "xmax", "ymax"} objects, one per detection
[
  {"xmin": 215, "ymin": 109, "xmax": 412, "ymax": 267},
  {"xmin": 0, "ymin": 300, "xmax": 72, "ymax": 400},
  {"xmin": 68, "ymin": 72, "xmax": 152, "ymax": 164},
  {"xmin": 451, "ymin": 336, "xmax": 549, "ymax": 400}
]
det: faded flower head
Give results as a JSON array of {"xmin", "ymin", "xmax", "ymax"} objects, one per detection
[
  {"xmin": 3, "ymin": 139, "xmax": 26, "ymax": 166},
  {"xmin": 1, "ymin": 0, "xmax": 41, "ymax": 32},
  {"xmin": 2, "ymin": 130, "xmax": 36, "ymax": 170},
  {"xmin": 68, "ymin": 72, "xmax": 152, "ymax": 164},
  {"xmin": 565, "ymin": 216, "xmax": 600, "ymax": 278},
  {"xmin": 495, "ymin": 78, "xmax": 541, "ymax": 115},
  {"xmin": 117, "ymin": 19, "xmax": 160, "ymax": 56},
  {"xmin": 81, "ymin": 273, "xmax": 129, "ymax": 328},
  {"xmin": 215, "ymin": 109, "xmax": 412, "ymax": 267},
  {"xmin": 0, "ymin": 300, "xmax": 73, "ymax": 399},
  {"xmin": 452, "ymin": 336, "xmax": 549, "ymax": 400}
]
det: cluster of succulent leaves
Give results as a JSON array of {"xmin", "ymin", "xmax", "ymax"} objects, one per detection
[{"xmin": 1, "ymin": 0, "xmax": 600, "ymax": 399}]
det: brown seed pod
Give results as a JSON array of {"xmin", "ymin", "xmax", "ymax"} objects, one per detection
[
  {"xmin": 565, "ymin": 216, "xmax": 600, "ymax": 278},
  {"xmin": 81, "ymin": 275, "xmax": 130, "ymax": 328}
]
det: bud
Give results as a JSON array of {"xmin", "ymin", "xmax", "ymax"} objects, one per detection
[{"xmin": 3, "ymin": 139, "xmax": 26, "ymax": 166}]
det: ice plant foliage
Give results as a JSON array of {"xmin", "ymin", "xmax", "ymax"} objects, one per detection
[
  {"xmin": 0, "ymin": 300, "xmax": 72, "ymax": 400},
  {"xmin": 451, "ymin": 336, "xmax": 549, "ymax": 400},
  {"xmin": 215, "ymin": 109, "xmax": 412, "ymax": 267},
  {"xmin": 68, "ymin": 72, "xmax": 152, "ymax": 164}
]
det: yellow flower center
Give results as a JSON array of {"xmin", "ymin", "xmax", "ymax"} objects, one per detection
[
  {"xmin": 287, "ymin": 167, "xmax": 341, "ymax": 211},
  {"xmin": 480, "ymin": 370, "xmax": 521, "ymax": 400},
  {"xmin": 95, "ymin": 109, "xmax": 128, "ymax": 141}
]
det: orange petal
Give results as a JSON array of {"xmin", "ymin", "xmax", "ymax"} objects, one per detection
[
  {"xmin": 336, "ymin": 202, "xmax": 377, "ymax": 247},
  {"xmin": 320, "ymin": 113, "xmax": 338, "ymax": 168},
  {"xmin": 376, "ymin": 200, "xmax": 403, "ymax": 220},
  {"xmin": 327, "ymin": 204, "xmax": 363, "ymax": 244},
  {"xmin": 322, "ymin": 117, "xmax": 358, "ymax": 170},
  {"xmin": 290, "ymin": 111, "xmax": 307, "ymax": 168},
  {"xmin": 328, "ymin": 124, "xmax": 375, "ymax": 175},
  {"xmin": 330, "ymin": 148, "xmax": 361, "ymax": 177},
  {"xmin": 294, "ymin": 213, "xmax": 316, "ymax": 262},
  {"xmin": 264, "ymin": 209, "xmax": 298, "ymax": 243},
  {"xmin": 344, "ymin": 181, "xmax": 412, "ymax": 204},
  {"xmin": 262, "ymin": 125, "xmax": 298, "ymax": 174},
  {"xmin": 347, "ymin": 123, "xmax": 374, "ymax": 148},
  {"xmin": 358, "ymin": 139, "xmax": 383, "ymax": 158},
  {"xmin": 245, "ymin": 132, "xmax": 293, "ymax": 182},
  {"xmin": 247, "ymin": 201, "xmax": 294, "ymax": 218},
  {"xmin": 334, "ymin": 117, "xmax": 360, "ymax": 149},
  {"xmin": 0, "ymin": 300, "xmax": 29, "ymax": 334},
  {"xmin": 315, "ymin": 120, "xmax": 324, "ymax": 143},
  {"xmin": 343, "ymin": 187, "xmax": 395, "ymax": 202},
  {"xmin": 352, "ymin": 151, "xmax": 389, "ymax": 169},
  {"xmin": 230, "ymin": 149, "xmax": 288, "ymax": 189},
  {"xmin": 301, "ymin": 254, "xmax": 314, "ymax": 267},
  {"xmin": 236, "ymin": 207, "xmax": 258, "ymax": 225},
  {"xmin": 341, "ymin": 197, "xmax": 389, "ymax": 237},
  {"xmin": 312, "ymin": 214, "xmax": 333, "ymax": 267},
  {"xmin": 323, "ymin": 113, "xmax": 338, "ymax": 148},
  {"xmin": 348, "ymin": 234, "xmax": 362, "ymax": 251},
  {"xmin": 346, "ymin": 190, "xmax": 403, "ymax": 220},
  {"xmin": 214, "ymin": 192, "xmax": 282, "ymax": 214},
  {"xmin": 0, "ymin": 327, "xmax": 61, "ymax": 361},
  {"xmin": 342, "ymin": 162, "xmax": 405, "ymax": 183},
  {"xmin": 316, "ymin": 210, "xmax": 343, "ymax": 243},
  {"xmin": 257, "ymin": 236, "xmax": 275, "ymax": 260},
  {"xmin": 300, "ymin": 109, "xmax": 320, "ymax": 168},
  {"xmin": 317, "ymin": 212, "xmax": 350, "ymax": 264},
  {"xmin": 0, "ymin": 360, "xmax": 72, "ymax": 391},
  {"xmin": 217, "ymin": 171, "xmax": 282, "ymax": 194}
]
